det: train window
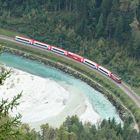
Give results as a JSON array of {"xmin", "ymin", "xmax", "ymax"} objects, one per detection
[
  {"xmin": 34, "ymin": 42, "xmax": 48, "ymax": 48},
  {"xmin": 52, "ymin": 48, "xmax": 64, "ymax": 54},
  {"xmin": 84, "ymin": 60, "xmax": 96, "ymax": 68},
  {"xmin": 99, "ymin": 68, "xmax": 108, "ymax": 75},
  {"xmin": 16, "ymin": 37, "xmax": 30, "ymax": 43}
]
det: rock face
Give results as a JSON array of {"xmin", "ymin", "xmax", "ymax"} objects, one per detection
[{"xmin": 3, "ymin": 48, "xmax": 131, "ymax": 122}]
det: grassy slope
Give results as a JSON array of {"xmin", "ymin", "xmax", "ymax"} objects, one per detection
[
  {"xmin": 0, "ymin": 28, "xmax": 23, "ymax": 37},
  {"xmin": 133, "ymin": 87, "xmax": 140, "ymax": 96},
  {"xmin": 0, "ymin": 28, "xmax": 140, "ymax": 129},
  {"xmin": 0, "ymin": 28, "xmax": 139, "ymax": 95}
]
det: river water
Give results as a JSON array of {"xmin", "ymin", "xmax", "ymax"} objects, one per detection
[{"xmin": 0, "ymin": 52, "xmax": 122, "ymax": 128}]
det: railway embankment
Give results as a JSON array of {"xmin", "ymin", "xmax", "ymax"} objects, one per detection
[
  {"xmin": 3, "ymin": 47, "xmax": 137, "ymax": 128},
  {"xmin": 0, "ymin": 37, "xmax": 140, "ymax": 130}
]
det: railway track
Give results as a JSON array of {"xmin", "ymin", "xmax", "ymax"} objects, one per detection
[{"xmin": 0, "ymin": 34, "xmax": 140, "ymax": 108}]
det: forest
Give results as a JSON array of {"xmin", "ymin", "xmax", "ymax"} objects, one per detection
[
  {"xmin": 0, "ymin": 0, "xmax": 140, "ymax": 88},
  {"xmin": 0, "ymin": 0, "xmax": 140, "ymax": 139},
  {"xmin": 0, "ymin": 90, "xmax": 140, "ymax": 140},
  {"xmin": 0, "ymin": 46, "xmax": 139, "ymax": 139}
]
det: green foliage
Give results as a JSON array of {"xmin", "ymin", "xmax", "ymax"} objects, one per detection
[
  {"xmin": 0, "ymin": 92, "xmax": 22, "ymax": 139},
  {"xmin": 0, "ymin": 0, "xmax": 140, "ymax": 88},
  {"xmin": 0, "ymin": 44, "xmax": 140, "ymax": 139},
  {"xmin": 0, "ymin": 68, "xmax": 22, "ymax": 139},
  {"xmin": 96, "ymin": 14, "xmax": 104, "ymax": 37},
  {"xmin": 1, "ymin": 39, "xmax": 140, "ymax": 128},
  {"xmin": 37, "ymin": 116, "xmax": 140, "ymax": 140},
  {"xmin": 0, "ymin": 69, "xmax": 10, "ymax": 85},
  {"xmin": 0, "ymin": 1, "xmax": 140, "ymax": 138}
]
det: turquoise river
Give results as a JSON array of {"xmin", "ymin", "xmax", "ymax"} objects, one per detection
[{"xmin": 0, "ymin": 52, "xmax": 122, "ymax": 125}]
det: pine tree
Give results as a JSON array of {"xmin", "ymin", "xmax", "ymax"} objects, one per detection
[
  {"xmin": 96, "ymin": 14, "xmax": 104, "ymax": 37},
  {"xmin": 0, "ymin": 92, "xmax": 22, "ymax": 140},
  {"xmin": 105, "ymin": 12, "xmax": 116, "ymax": 39},
  {"xmin": 101, "ymin": 0, "xmax": 112, "ymax": 17},
  {"xmin": 114, "ymin": 16, "xmax": 124, "ymax": 42}
]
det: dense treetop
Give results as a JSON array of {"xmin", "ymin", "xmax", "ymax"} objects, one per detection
[
  {"xmin": 0, "ymin": 1, "xmax": 140, "ymax": 139},
  {"xmin": 0, "ymin": 0, "xmax": 140, "ymax": 87},
  {"xmin": 0, "ymin": 58, "xmax": 140, "ymax": 139}
]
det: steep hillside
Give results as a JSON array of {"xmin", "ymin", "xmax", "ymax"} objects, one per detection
[{"xmin": 0, "ymin": 0, "xmax": 140, "ymax": 89}]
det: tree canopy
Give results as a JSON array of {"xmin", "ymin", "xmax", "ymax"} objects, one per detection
[{"xmin": 0, "ymin": 0, "xmax": 140, "ymax": 87}]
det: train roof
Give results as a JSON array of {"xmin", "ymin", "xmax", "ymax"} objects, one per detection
[
  {"xmin": 68, "ymin": 51, "xmax": 84, "ymax": 58},
  {"xmin": 16, "ymin": 36, "xmax": 32, "ymax": 40},
  {"xmin": 51, "ymin": 45, "xmax": 67, "ymax": 52},
  {"xmin": 33, "ymin": 40, "xmax": 50, "ymax": 46},
  {"xmin": 84, "ymin": 58, "xmax": 98, "ymax": 65},
  {"xmin": 98, "ymin": 65, "xmax": 112, "ymax": 73}
]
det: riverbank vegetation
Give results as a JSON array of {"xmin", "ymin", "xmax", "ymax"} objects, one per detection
[
  {"xmin": 0, "ymin": 0, "xmax": 140, "ymax": 92},
  {"xmin": 0, "ymin": 0, "xmax": 140, "ymax": 139},
  {"xmin": 1, "ymin": 41, "xmax": 140, "ymax": 130},
  {"xmin": 1, "ymin": 49, "xmax": 140, "ymax": 140},
  {"xmin": 10, "ymin": 116, "xmax": 140, "ymax": 140},
  {"xmin": 0, "ymin": 93, "xmax": 140, "ymax": 140},
  {"xmin": 0, "ymin": 69, "xmax": 140, "ymax": 140}
]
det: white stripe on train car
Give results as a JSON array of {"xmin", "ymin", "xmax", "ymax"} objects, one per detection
[
  {"xmin": 98, "ymin": 66, "xmax": 111, "ymax": 76},
  {"xmin": 33, "ymin": 40, "xmax": 50, "ymax": 49},
  {"xmin": 83, "ymin": 58, "xmax": 98, "ymax": 69}
]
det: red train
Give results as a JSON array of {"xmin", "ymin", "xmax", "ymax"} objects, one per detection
[
  {"xmin": 67, "ymin": 52, "xmax": 84, "ymax": 62},
  {"xmin": 15, "ymin": 36, "xmax": 122, "ymax": 83}
]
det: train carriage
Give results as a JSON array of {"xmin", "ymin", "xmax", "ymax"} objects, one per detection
[
  {"xmin": 83, "ymin": 58, "xmax": 98, "ymax": 69},
  {"xmin": 33, "ymin": 40, "xmax": 51, "ymax": 50},
  {"xmin": 98, "ymin": 66, "xmax": 112, "ymax": 77},
  {"xmin": 15, "ymin": 36, "xmax": 32, "ymax": 44},
  {"xmin": 67, "ymin": 52, "xmax": 84, "ymax": 62},
  {"xmin": 51, "ymin": 46, "xmax": 68, "ymax": 56},
  {"xmin": 111, "ymin": 73, "xmax": 122, "ymax": 83}
]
